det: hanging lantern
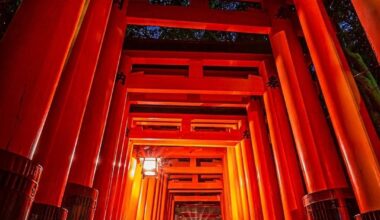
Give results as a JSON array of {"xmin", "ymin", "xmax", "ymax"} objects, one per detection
[{"xmin": 141, "ymin": 157, "xmax": 159, "ymax": 177}]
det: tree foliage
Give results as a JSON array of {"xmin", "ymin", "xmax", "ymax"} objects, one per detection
[
  {"xmin": 127, "ymin": 25, "xmax": 269, "ymax": 44},
  {"xmin": 148, "ymin": 0, "xmax": 261, "ymax": 10},
  {"xmin": 209, "ymin": 0, "xmax": 261, "ymax": 10}
]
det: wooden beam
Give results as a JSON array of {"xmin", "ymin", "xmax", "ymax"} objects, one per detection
[
  {"xmin": 130, "ymin": 138, "xmax": 238, "ymax": 147},
  {"xmin": 128, "ymin": 100, "xmax": 247, "ymax": 108},
  {"xmin": 173, "ymin": 195, "xmax": 221, "ymax": 202},
  {"xmin": 126, "ymin": 0, "xmax": 271, "ymax": 34},
  {"xmin": 129, "ymin": 130, "xmax": 243, "ymax": 147},
  {"xmin": 132, "ymin": 147, "xmax": 226, "ymax": 158},
  {"xmin": 169, "ymin": 189, "xmax": 223, "ymax": 193},
  {"xmin": 126, "ymin": 74, "xmax": 265, "ymax": 95},
  {"xmin": 127, "ymin": 93, "xmax": 248, "ymax": 108},
  {"xmin": 129, "ymin": 112, "xmax": 247, "ymax": 121},
  {"xmin": 168, "ymin": 182, "xmax": 223, "ymax": 189},
  {"xmin": 124, "ymin": 50, "xmax": 270, "ymax": 67},
  {"xmin": 163, "ymin": 166, "xmax": 223, "ymax": 174},
  {"xmin": 168, "ymin": 175, "xmax": 193, "ymax": 180}
]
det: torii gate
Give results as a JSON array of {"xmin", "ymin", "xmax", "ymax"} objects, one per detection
[{"xmin": 0, "ymin": 0, "xmax": 379, "ymax": 220}]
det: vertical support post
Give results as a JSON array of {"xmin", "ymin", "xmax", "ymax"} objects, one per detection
[
  {"xmin": 260, "ymin": 60, "xmax": 306, "ymax": 220},
  {"xmin": 30, "ymin": 0, "xmax": 113, "ymax": 218},
  {"xmin": 0, "ymin": 0, "xmax": 86, "ymax": 158},
  {"xmin": 62, "ymin": 3, "xmax": 124, "ymax": 220},
  {"xmin": 159, "ymin": 175, "xmax": 168, "ymax": 220},
  {"xmin": 66, "ymin": 1, "xmax": 126, "ymax": 199},
  {"xmin": 351, "ymin": 0, "xmax": 380, "ymax": 62},
  {"xmin": 226, "ymin": 148, "xmax": 243, "ymax": 219},
  {"xmin": 293, "ymin": 0, "xmax": 380, "ymax": 217},
  {"xmin": 234, "ymin": 144, "xmax": 251, "ymax": 220},
  {"xmin": 222, "ymin": 153, "xmax": 233, "ymax": 220},
  {"xmin": 136, "ymin": 178, "xmax": 149, "ymax": 219},
  {"xmin": 247, "ymin": 99, "xmax": 285, "ymax": 220},
  {"xmin": 151, "ymin": 172, "xmax": 162, "ymax": 219},
  {"xmin": 125, "ymin": 164, "xmax": 143, "ymax": 220},
  {"xmin": 269, "ymin": 12, "xmax": 356, "ymax": 218},
  {"xmin": 0, "ymin": 1, "xmax": 86, "ymax": 217},
  {"xmin": 119, "ymin": 157, "xmax": 138, "ymax": 218},
  {"xmin": 64, "ymin": 5, "xmax": 125, "ymax": 218},
  {"xmin": 240, "ymin": 138, "xmax": 263, "ymax": 220},
  {"xmin": 92, "ymin": 70, "xmax": 129, "ymax": 220},
  {"xmin": 114, "ymin": 138, "xmax": 133, "ymax": 220},
  {"xmin": 104, "ymin": 103, "xmax": 130, "ymax": 219},
  {"xmin": 144, "ymin": 178, "xmax": 157, "ymax": 220}
]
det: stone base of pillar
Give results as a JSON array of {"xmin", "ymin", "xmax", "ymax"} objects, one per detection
[
  {"xmin": 0, "ymin": 149, "xmax": 42, "ymax": 220},
  {"xmin": 303, "ymin": 188, "xmax": 359, "ymax": 220},
  {"xmin": 29, "ymin": 203, "xmax": 68, "ymax": 220},
  {"xmin": 355, "ymin": 211, "xmax": 380, "ymax": 220},
  {"xmin": 62, "ymin": 183, "xmax": 98, "ymax": 220}
]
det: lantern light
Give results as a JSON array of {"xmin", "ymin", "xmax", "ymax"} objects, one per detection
[{"xmin": 141, "ymin": 157, "xmax": 159, "ymax": 177}]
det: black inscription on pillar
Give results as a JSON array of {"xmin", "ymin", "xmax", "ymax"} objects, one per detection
[
  {"xmin": 266, "ymin": 75, "xmax": 280, "ymax": 88},
  {"xmin": 243, "ymin": 130, "xmax": 251, "ymax": 139},
  {"xmin": 116, "ymin": 72, "xmax": 126, "ymax": 85}
]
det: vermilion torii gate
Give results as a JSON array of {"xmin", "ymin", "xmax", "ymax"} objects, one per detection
[{"xmin": 0, "ymin": 0, "xmax": 379, "ymax": 220}]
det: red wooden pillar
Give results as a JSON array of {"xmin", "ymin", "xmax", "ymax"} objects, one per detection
[
  {"xmin": 0, "ymin": 1, "xmax": 86, "ymax": 219},
  {"xmin": 247, "ymin": 99, "xmax": 285, "ymax": 220},
  {"xmin": 92, "ymin": 72, "xmax": 129, "ymax": 219},
  {"xmin": 351, "ymin": 0, "xmax": 380, "ymax": 63},
  {"xmin": 29, "ymin": 0, "xmax": 112, "ymax": 218},
  {"xmin": 260, "ymin": 60, "xmax": 306, "ymax": 220},
  {"xmin": 105, "ymin": 103, "xmax": 130, "ymax": 219},
  {"xmin": 115, "ymin": 139, "xmax": 133, "ymax": 220},
  {"xmin": 62, "ymin": 4, "xmax": 126, "ymax": 219},
  {"xmin": 0, "ymin": 0, "xmax": 86, "ymax": 158},
  {"xmin": 119, "ymin": 158, "xmax": 139, "ymax": 219},
  {"xmin": 269, "ymin": 17, "xmax": 353, "ymax": 219},
  {"xmin": 240, "ymin": 138, "xmax": 263, "ymax": 219},
  {"xmin": 293, "ymin": 0, "xmax": 380, "ymax": 218}
]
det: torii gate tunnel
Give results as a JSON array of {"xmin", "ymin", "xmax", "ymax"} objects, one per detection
[{"xmin": 0, "ymin": 0, "xmax": 379, "ymax": 220}]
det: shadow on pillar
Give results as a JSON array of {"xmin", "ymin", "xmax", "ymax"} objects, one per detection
[
  {"xmin": 0, "ymin": 149, "xmax": 42, "ymax": 220},
  {"xmin": 62, "ymin": 183, "xmax": 98, "ymax": 220},
  {"xmin": 303, "ymin": 188, "xmax": 359, "ymax": 220}
]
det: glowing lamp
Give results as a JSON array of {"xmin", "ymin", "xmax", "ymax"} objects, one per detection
[{"xmin": 141, "ymin": 157, "xmax": 159, "ymax": 177}]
